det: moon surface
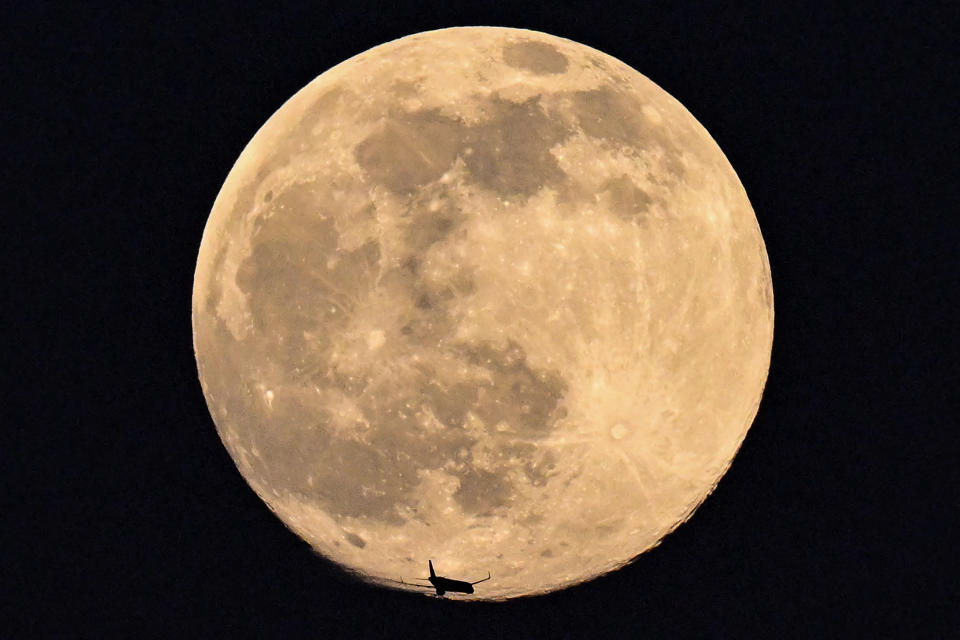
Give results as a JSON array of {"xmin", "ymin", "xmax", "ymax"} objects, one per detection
[{"xmin": 193, "ymin": 27, "xmax": 773, "ymax": 599}]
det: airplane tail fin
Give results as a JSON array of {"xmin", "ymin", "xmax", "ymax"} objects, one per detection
[{"xmin": 429, "ymin": 560, "xmax": 436, "ymax": 578}]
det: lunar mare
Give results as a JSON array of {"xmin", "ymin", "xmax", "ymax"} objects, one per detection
[{"xmin": 193, "ymin": 27, "xmax": 773, "ymax": 599}]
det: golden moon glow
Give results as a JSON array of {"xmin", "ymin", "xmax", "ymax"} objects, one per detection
[{"xmin": 193, "ymin": 27, "xmax": 773, "ymax": 599}]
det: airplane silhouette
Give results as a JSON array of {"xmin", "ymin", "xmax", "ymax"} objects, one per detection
[{"xmin": 400, "ymin": 560, "xmax": 491, "ymax": 597}]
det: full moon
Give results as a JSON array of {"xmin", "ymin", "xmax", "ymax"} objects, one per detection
[{"xmin": 193, "ymin": 27, "xmax": 773, "ymax": 599}]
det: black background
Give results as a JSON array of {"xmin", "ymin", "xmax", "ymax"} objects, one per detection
[{"xmin": 8, "ymin": 1, "xmax": 957, "ymax": 637}]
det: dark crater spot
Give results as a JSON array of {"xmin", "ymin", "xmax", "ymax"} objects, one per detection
[
  {"xmin": 540, "ymin": 549, "xmax": 554, "ymax": 558},
  {"xmin": 567, "ymin": 87, "xmax": 686, "ymax": 179},
  {"xmin": 401, "ymin": 282, "xmax": 459, "ymax": 343},
  {"xmin": 460, "ymin": 95, "xmax": 570, "ymax": 197},
  {"xmin": 458, "ymin": 339, "xmax": 568, "ymax": 435},
  {"xmin": 323, "ymin": 369, "xmax": 369, "ymax": 397},
  {"xmin": 401, "ymin": 255, "xmax": 420, "ymax": 275},
  {"xmin": 567, "ymin": 86, "xmax": 669, "ymax": 152},
  {"xmin": 571, "ymin": 87, "xmax": 648, "ymax": 146},
  {"xmin": 355, "ymin": 109, "xmax": 463, "ymax": 195},
  {"xmin": 345, "ymin": 532, "xmax": 367, "ymax": 548},
  {"xmin": 422, "ymin": 380, "xmax": 480, "ymax": 429},
  {"xmin": 236, "ymin": 181, "xmax": 380, "ymax": 369},
  {"xmin": 376, "ymin": 257, "xmax": 470, "ymax": 350},
  {"xmin": 663, "ymin": 150, "xmax": 686, "ymax": 178},
  {"xmin": 587, "ymin": 55, "xmax": 610, "ymax": 71},
  {"xmin": 523, "ymin": 448, "xmax": 558, "ymax": 487},
  {"xmin": 311, "ymin": 437, "xmax": 413, "ymax": 524},
  {"xmin": 390, "ymin": 79, "xmax": 421, "ymax": 98},
  {"xmin": 398, "ymin": 312, "xmax": 454, "ymax": 346},
  {"xmin": 502, "ymin": 41, "xmax": 569, "ymax": 75},
  {"xmin": 405, "ymin": 204, "xmax": 460, "ymax": 252},
  {"xmin": 454, "ymin": 468, "xmax": 513, "ymax": 513},
  {"xmin": 303, "ymin": 87, "xmax": 350, "ymax": 128},
  {"xmin": 519, "ymin": 513, "xmax": 543, "ymax": 526},
  {"xmin": 603, "ymin": 174, "xmax": 653, "ymax": 222},
  {"xmin": 414, "ymin": 293, "xmax": 432, "ymax": 310},
  {"xmin": 450, "ymin": 270, "xmax": 477, "ymax": 296},
  {"xmin": 436, "ymin": 215, "xmax": 454, "ymax": 234}
]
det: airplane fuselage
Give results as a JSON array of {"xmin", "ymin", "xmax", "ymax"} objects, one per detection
[{"xmin": 429, "ymin": 576, "xmax": 474, "ymax": 595}]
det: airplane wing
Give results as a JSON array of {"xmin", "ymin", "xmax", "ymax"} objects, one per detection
[
  {"xmin": 384, "ymin": 576, "xmax": 434, "ymax": 591},
  {"xmin": 470, "ymin": 572, "xmax": 492, "ymax": 585}
]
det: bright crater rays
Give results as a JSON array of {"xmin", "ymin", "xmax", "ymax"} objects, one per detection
[{"xmin": 193, "ymin": 27, "xmax": 773, "ymax": 600}]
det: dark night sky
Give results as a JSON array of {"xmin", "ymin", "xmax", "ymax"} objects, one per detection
[{"xmin": 8, "ymin": 1, "xmax": 957, "ymax": 637}]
